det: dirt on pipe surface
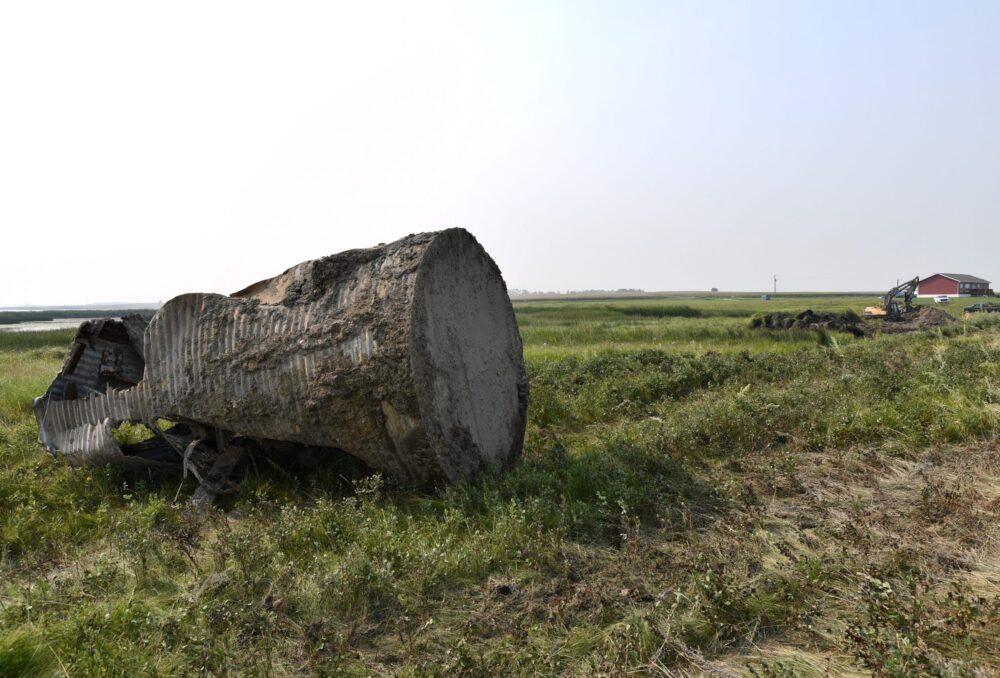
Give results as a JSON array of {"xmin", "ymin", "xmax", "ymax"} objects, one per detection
[{"xmin": 34, "ymin": 228, "xmax": 529, "ymax": 489}]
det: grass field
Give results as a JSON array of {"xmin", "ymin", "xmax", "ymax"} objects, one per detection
[
  {"xmin": 517, "ymin": 294, "xmax": 967, "ymax": 359},
  {"xmin": 2, "ymin": 298, "xmax": 1000, "ymax": 675}
]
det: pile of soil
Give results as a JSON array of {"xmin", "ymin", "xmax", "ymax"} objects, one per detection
[
  {"xmin": 879, "ymin": 306, "xmax": 957, "ymax": 333},
  {"xmin": 751, "ymin": 306, "xmax": 958, "ymax": 339},
  {"xmin": 749, "ymin": 310, "xmax": 869, "ymax": 337}
]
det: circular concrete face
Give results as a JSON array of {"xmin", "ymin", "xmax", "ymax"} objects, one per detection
[{"xmin": 409, "ymin": 229, "xmax": 528, "ymax": 482}]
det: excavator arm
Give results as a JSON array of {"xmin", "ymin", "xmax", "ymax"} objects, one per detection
[
  {"xmin": 882, "ymin": 277, "xmax": 920, "ymax": 314},
  {"xmin": 866, "ymin": 276, "xmax": 920, "ymax": 318}
]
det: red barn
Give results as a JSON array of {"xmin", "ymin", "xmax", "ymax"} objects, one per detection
[{"xmin": 917, "ymin": 273, "xmax": 993, "ymax": 298}]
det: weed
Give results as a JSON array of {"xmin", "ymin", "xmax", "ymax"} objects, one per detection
[{"xmin": 846, "ymin": 568, "xmax": 998, "ymax": 675}]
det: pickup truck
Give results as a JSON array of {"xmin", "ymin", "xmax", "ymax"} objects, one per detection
[{"xmin": 963, "ymin": 302, "xmax": 1000, "ymax": 314}]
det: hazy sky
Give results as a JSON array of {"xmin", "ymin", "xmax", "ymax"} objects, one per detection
[{"xmin": 2, "ymin": 1, "xmax": 998, "ymax": 305}]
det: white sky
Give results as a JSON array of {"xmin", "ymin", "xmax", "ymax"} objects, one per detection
[{"xmin": 1, "ymin": 1, "xmax": 998, "ymax": 305}]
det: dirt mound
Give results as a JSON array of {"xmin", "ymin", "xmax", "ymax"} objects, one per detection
[
  {"xmin": 749, "ymin": 309, "xmax": 869, "ymax": 337},
  {"xmin": 750, "ymin": 306, "xmax": 957, "ymax": 339},
  {"xmin": 913, "ymin": 306, "xmax": 957, "ymax": 328},
  {"xmin": 880, "ymin": 306, "xmax": 957, "ymax": 333}
]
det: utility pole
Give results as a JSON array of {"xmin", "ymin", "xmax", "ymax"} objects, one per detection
[{"xmin": 773, "ymin": 275, "xmax": 777, "ymax": 295}]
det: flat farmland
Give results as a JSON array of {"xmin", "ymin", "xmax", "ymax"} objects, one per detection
[
  {"xmin": 1, "ymin": 298, "xmax": 999, "ymax": 675},
  {"xmin": 517, "ymin": 294, "xmax": 967, "ymax": 359}
]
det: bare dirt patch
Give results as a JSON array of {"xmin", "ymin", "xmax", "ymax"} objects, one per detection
[
  {"xmin": 879, "ymin": 306, "xmax": 957, "ymax": 333},
  {"xmin": 750, "ymin": 310, "xmax": 870, "ymax": 337},
  {"xmin": 751, "ymin": 306, "xmax": 958, "ymax": 338}
]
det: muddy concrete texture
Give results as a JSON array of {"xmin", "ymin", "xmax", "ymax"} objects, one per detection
[{"xmin": 34, "ymin": 228, "xmax": 529, "ymax": 485}]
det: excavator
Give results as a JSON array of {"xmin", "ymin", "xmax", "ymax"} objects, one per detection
[{"xmin": 864, "ymin": 277, "xmax": 920, "ymax": 318}]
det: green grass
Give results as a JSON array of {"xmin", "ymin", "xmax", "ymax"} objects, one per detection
[
  {"xmin": 515, "ymin": 297, "xmax": 868, "ymax": 360},
  {"xmin": 2, "ymin": 296, "xmax": 999, "ymax": 675},
  {"xmin": 0, "ymin": 350, "xmax": 66, "ymax": 425},
  {"xmin": 513, "ymin": 294, "xmax": 981, "ymax": 360},
  {"xmin": 0, "ymin": 330, "xmax": 74, "ymax": 353}
]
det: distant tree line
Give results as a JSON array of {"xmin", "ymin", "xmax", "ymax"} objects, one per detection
[{"xmin": 509, "ymin": 288, "xmax": 644, "ymax": 297}]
